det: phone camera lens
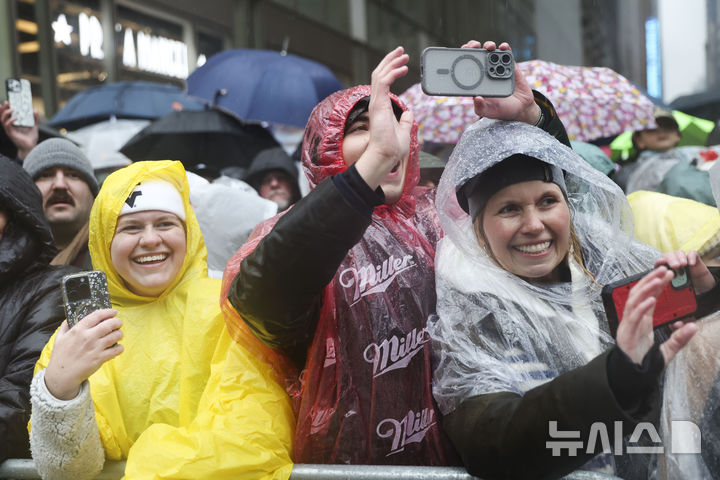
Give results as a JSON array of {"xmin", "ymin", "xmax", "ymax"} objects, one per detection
[
  {"xmin": 501, "ymin": 54, "xmax": 511, "ymax": 64},
  {"xmin": 490, "ymin": 53, "xmax": 499, "ymax": 63},
  {"xmin": 496, "ymin": 65, "xmax": 505, "ymax": 75}
]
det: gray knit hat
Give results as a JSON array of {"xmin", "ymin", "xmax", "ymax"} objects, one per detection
[{"xmin": 23, "ymin": 138, "xmax": 99, "ymax": 196}]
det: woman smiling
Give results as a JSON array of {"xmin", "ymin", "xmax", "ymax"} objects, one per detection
[
  {"xmin": 29, "ymin": 161, "xmax": 294, "ymax": 479},
  {"xmin": 429, "ymin": 120, "xmax": 720, "ymax": 479}
]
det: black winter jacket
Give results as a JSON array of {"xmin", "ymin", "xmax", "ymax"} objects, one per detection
[{"xmin": 0, "ymin": 157, "xmax": 77, "ymax": 460}]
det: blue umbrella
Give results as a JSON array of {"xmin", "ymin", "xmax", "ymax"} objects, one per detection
[
  {"xmin": 50, "ymin": 81, "xmax": 206, "ymax": 130},
  {"xmin": 186, "ymin": 49, "xmax": 344, "ymax": 129}
]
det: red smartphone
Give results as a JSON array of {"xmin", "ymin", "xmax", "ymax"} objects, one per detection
[{"xmin": 602, "ymin": 266, "xmax": 697, "ymax": 338}]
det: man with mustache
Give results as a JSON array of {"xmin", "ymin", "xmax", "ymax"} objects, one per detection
[{"xmin": 23, "ymin": 138, "xmax": 98, "ymax": 269}]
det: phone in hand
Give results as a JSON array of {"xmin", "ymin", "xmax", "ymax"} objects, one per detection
[
  {"xmin": 61, "ymin": 271, "xmax": 112, "ymax": 327},
  {"xmin": 5, "ymin": 78, "xmax": 35, "ymax": 127},
  {"xmin": 420, "ymin": 47, "xmax": 515, "ymax": 97},
  {"xmin": 602, "ymin": 266, "xmax": 697, "ymax": 338}
]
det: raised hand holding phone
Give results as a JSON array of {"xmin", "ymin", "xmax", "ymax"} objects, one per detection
[
  {"xmin": 616, "ymin": 252, "xmax": 706, "ymax": 367},
  {"xmin": 44, "ymin": 308, "xmax": 124, "ymax": 400},
  {"xmin": 460, "ymin": 40, "xmax": 541, "ymax": 125},
  {"xmin": 0, "ymin": 100, "xmax": 39, "ymax": 160},
  {"xmin": 47, "ymin": 271, "xmax": 122, "ymax": 400}
]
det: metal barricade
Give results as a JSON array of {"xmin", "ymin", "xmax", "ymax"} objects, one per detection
[{"xmin": 0, "ymin": 460, "xmax": 623, "ymax": 480}]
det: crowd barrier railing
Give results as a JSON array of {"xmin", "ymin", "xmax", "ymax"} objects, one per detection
[{"xmin": 0, "ymin": 459, "xmax": 623, "ymax": 480}]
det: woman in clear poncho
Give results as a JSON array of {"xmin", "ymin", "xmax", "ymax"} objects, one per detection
[
  {"xmin": 429, "ymin": 119, "xmax": 719, "ymax": 479},
  {"xmin": 29, "ymin": 160, "xmax": 294, "ymax": 479}
]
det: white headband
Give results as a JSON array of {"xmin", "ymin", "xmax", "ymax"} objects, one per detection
[{"xmin": 119, "ymin": 180, "xmax": 186, "ymax": 221}]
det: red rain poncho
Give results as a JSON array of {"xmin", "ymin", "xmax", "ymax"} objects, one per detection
[{"xmin": 222, "ymin": 85, "xmax": 455, "ymax": 464}]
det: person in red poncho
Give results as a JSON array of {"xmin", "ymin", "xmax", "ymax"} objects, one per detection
[{"xmin": 221, "ymin": 42, "xmax": 570, "ymax": 465}]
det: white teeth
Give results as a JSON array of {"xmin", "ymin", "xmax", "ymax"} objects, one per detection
[
  {"xmin": 134, "ymin": 254, "xmax": 168, "ymax": 264},
  {"xmin": 515, "ymin": 241, "xmax": 551, "ymax": 253}
]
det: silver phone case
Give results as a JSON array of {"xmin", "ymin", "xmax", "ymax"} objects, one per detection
[
  {"xmin": 6, "ymin": 78, "xmax": 34, "ymax": 127},
  {"xmin": 61, "ymin": 270, "xmax": 112, "ymax": 327},
  {"xmin": 421, "ymin": 47, "xmax": 515, "ymax": 97}
]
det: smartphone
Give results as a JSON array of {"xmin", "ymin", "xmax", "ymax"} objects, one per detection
[
  {"xmin": 5, "ymin": 78, "xmax": 34, "ymax": 127},
  {"xmin": 61, "ymin": 271, "xmax": 112, "ymax": 328},
  {"xmin": 421, "ymin": 47, "xmax": 515, "ymax": 97},
  {"xmin": 602, "ymin": 266, "xmax": 697, "ymax": 338}
]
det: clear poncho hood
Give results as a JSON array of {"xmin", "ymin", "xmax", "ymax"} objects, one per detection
[{"xmin": 430, "ymin": 119, "xmax": 660, "ymax": 415}]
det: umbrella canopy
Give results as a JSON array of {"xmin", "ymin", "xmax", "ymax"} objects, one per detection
[
  {"xmin": 50, "ymin": 81, "xmax": 206, "ymax": 131},
  {"xmin": 186, "ymin": 49, "xmax": 344, "ymax": 128},
  {"xmin": 519, "ymin": 60, "xmax": 657, "ymax": 142},
  {"xmin": 119, "ymin": 108, "xmax": 280, "ymax": 173},
  {"xmin": 401, "ymin": 60, "xmax": 658, "ymax": 144}
]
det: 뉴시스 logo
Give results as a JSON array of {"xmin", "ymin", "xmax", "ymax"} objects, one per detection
[{"xmin": 546, "ymin": 420, "xmax": 701, "ymax": 456}]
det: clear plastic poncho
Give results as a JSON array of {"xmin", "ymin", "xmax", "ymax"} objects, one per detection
[
  {"xmin": 34, "ymin": 161, "xmax": 294, "ymax": 479},
  {"xmin": 430, "ymin": 119, "xmax": 660, "ymax": 415},
  {"xmin": 658, "ymin": 158, "xmax": 720, "ymax": 478}
]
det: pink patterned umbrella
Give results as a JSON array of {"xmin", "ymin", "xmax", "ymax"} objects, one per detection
[
  {"xmin": 400, "ymin": 60, "xmax": 657, "ymax": 144},
  {"xmin": 520, "ymin": 60, "xmax": 657, "ymax": 142}
]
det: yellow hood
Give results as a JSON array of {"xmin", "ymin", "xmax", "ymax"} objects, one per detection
[
  {"xmin": 35, "ymin": 161, "xmax": 293, "ymax": 479},
  {"xmin": 629, "ymin": 190, "xmax": 720, "ymax": 256},
  {"xmin": 89, "ymin": 160, "xmax": 207, "ymax": 305}
]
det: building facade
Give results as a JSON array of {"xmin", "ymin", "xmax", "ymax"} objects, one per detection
[{"xmin": 1, "ymin": 0, "xmax": 650, "ymax": 121}]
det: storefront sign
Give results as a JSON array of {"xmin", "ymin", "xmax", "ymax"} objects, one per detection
[
  {"xmin": 122, "ymin": 29, "xmax": 188, "ymax": 79},
  {"xmin": 52, "ymin": 12, "xmax": 188, "ymax": 79}
]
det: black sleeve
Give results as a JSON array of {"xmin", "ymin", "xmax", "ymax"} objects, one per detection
[
  {"xmin": 228, "ymin": 169, "xmax": 374, "ymax": 368},
  {"xmin": 443, "ymin": 348, "xmax": 660, "ymax": 480},
  {"xmin": 0, "ymin": 267, "xmax": 71, "ymax": 461},
  {"xmin": 695, "ymin": 267, "xmax": 720, "ymax": 318},
  {"xmin": 533, "ymin": 90, "xmax": 571, "ymax": 148}
]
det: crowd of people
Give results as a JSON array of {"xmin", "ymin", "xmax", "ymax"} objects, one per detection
[{"xmin": 2, "ymin": 39, "xmax": 720, "ymax": 480}]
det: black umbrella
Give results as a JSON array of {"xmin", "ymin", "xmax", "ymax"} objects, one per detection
[{"xmin": 119, "ymin": 108, "xmax": 280, "ymax": 173}]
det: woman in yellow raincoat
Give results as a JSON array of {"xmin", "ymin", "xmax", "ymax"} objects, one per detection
[{"xmin": 29, "ymin": 160, "xmax": 294, "ymax": 479}]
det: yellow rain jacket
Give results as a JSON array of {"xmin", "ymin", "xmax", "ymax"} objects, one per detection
[
  {"xmin": 34, "ymin": 161, "xmax": 294, "ymax": 479},
  {"xmin": 628, "ymin": 190, "xmax": 720, "ymax": 257}
]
